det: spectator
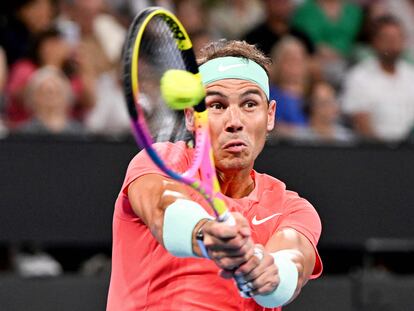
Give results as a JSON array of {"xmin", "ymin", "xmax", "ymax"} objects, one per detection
[
  {"xmin": 382, "ymin": 0, "xmax": 414, "ymax": 62},
  {"xmin": 4, "ymin": 27, "xmax": 94, "ymax": 128},
  {"xmin": 292, "ymin": 0, "xmax": 362, "ymax": 57},
  {"xmin": 352, "ymin": 0, "xmax": 414, "ymax": 65},
  {"xmin": 0, "ymin": 0, "xmax": 55, "ymax": 66},
  {"xmin": 341, "ymin": 15, "xmax": 414, "ymax": 142},
  {"xmin": 242, "ymin": 0, "xmax": 314, "ymax": 56},
  {"xmin": 351, "ymin": 0, "xmax": 389, "ymax": 64},
  {"xmin": 208, "ymin": 0, "xmax": 264, "ymax": 40},
  {"xmin": 291, "ymin": 0, "xmax": 363, "ymax": 87},
  {"xmin": 268, "ymin": 36, "xmax": 310, "ymax": 138},
  {"xmin": 59, "ymin": 0, "xmax": 129, "ymax": 136},
  {"xmin": 84, "ymin": 74, "xmax": 130, "ymax": 137},
  {"xmin": 17, "ymin": 67, "xmax": 85, "ymax": 136},
  {"xmin": 295, "ymin": 81, "xmax": 355, "ymax": 143}
]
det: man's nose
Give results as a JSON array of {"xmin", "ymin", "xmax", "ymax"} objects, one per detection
[{"xmin": 224, "ymin": 105, "xmax": 243, "ymax": 133}]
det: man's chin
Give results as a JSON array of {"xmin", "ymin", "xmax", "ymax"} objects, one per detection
[{"xmin": 216, "ymin": 159, "xmax": 250, "ymax": 173}]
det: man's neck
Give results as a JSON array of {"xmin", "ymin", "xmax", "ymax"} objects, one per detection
[
  {"xmin": 380, "ymin": 61, "xmax": 397, "ymax": 75},
  {"xmin": 218, "ymin": 169, "xmax": 255, "ymax": 199}
]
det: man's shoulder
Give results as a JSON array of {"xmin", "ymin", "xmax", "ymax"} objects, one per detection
[
  {"xmin": 129, "ymin": 141, "xmax": 190, "ymax": 169},
  {"xmin": 254, "ymin": 171, "xmax": 314, "ymax": 210},
  {"xmin": 348, "ymin": 58, "xmax": 378, "ymax": 77},
  {"xmin": 255, "ymin": 171, "xmax": 287, "ymax": 194},
  {"xmin": 398, "ymin": 60, "xmax": 414, "ymax": 77}
]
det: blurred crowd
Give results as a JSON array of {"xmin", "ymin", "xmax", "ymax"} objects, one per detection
[{"xmin": 1, "ymin": 0, "xmax": 414, "ymax": 144}]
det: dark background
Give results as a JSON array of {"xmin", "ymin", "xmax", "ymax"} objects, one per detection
[{"xmin": 1, "ymin": 136, "xmax": 414, "ymax": 310}]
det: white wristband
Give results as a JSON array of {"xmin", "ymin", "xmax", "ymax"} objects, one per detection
[
  {"xmin": 254, "ymin": 250, "xmax": 299, "ymax": 308},
  {"xmin": 163, "ymin": 199, "xmax": 213, "ymax": 257}
]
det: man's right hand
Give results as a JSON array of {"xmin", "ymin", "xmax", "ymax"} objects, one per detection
[{"xmin": 201, "ymin": 212, "xmax": 255, "ymax": 270}]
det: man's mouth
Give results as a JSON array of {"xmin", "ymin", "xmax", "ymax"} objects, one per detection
[{"xmin": 223, "ymin": 140, "xmax": 247, "ymax": 152}]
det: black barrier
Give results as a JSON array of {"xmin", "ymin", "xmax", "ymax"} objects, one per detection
[
  {"xmin": 1, "ymin": 274, "xmax": 413, "ymax": 310},
  {"xmin": 1, "ymin": 136, "xmax": 414, "ymax": 248}
]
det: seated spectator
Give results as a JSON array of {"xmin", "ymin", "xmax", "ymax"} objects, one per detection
[
  {"xmin": 292, "ymin": 0, "xmax": 363, "ymax": 56},
  {"xmin": 17, "ymin": 67, "xmax": 85, "ymax": 136},
  {"xmin": 383, "ymin": 0, "xmax": 414, "ymax": 62},
  {"xmin": 5, "ymin": 27, "xmax": 94, "ymax": 128},
  {"xmin": 59, "ymin": 0, "xmax": 129, "ymax": 136},
  {"xmin": 351, "ymin": 0, "xmax": 389, "ymax": 64},
  {"xmin": 84, "ymin": 73, "xmax": 130, "ymax": 137},
  {"xmin": 352, "ymin": 0, "xmax": 414, "ymax": 65},
  {"xmin": 242, "ymin": 0, "xmax": 314, "ymax": 56},
  {"xmin": 0, "ymin": 0, "xmax": 55, "ymax": 67},
  {"xmin": 341, "ymin": 15, "xmax": 414, "ymax": 142},
  {"xmin": 291, "ymin": 0, "xmax": 363, "ymax": 88},
  {"xmin": 295, "ymin": 81, "xmax": 355, "ymax": 143},
  {"xmin": 268, "ymin": 36, "xmax": 310, "ymax": 138}
]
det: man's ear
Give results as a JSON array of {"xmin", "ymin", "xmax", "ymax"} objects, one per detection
[
  {"xmin": 267, "ymin": 100, "xmax": 276, "ymax": 131},
  {"xmin": 184, "ymin": 108, "xmax": 195, "ymax": 131}
]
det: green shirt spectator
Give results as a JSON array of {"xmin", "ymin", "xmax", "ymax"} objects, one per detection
[{"xmin": 291, "ymin": 0, "xmax": 363, "ymax": 56}]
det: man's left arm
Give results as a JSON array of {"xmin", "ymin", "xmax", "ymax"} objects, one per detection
[
  {"xmin": 233, "ymin": 227, "xmax": 319, "ymax": 308},
  {"xmin": 264, "ymin": 228, "xmax": 317, "ymax": 301}
]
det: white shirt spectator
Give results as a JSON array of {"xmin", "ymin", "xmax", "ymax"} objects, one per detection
[
  {"xmin": 85, "ymin": 73, "xmax": 130, "ymax": 136},
  {"xmin": 383, "ymin": 0, "xmax": 414, "ymax": 61},
  {"xmin": 342, "ymin": 58, "xmax": 414, "ymax": 141}
]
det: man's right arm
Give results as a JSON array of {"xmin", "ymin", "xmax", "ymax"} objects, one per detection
[
  {"xmin": 127, "ymin": 173, "xmax": 190, "ymax": 245},
  {"xmin": 127, "ymin": 173, "xmax": 251, "ymax": 258}
]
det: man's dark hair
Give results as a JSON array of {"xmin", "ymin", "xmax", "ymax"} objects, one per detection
[
  {"xmin": 368, "ymin": 14, "xmax": 402, "ymax": 42},
  {"xmin": 197, "ymin": 40, "xmax": 272, "ymax": 75}
]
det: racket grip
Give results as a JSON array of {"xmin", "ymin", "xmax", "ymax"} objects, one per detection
[
  {"xmin": 218, "ymin": 210, "xmax": 236, "ymax": 226},
  {"xmin": 218, "ymin": 212, "xmax": 253, "ymax": 297},
  {"xmin": 234, "ymin": 274, "xmax": 252, "ymax": 298}
]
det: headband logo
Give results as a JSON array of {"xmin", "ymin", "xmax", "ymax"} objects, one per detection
[{"xmin": 218, "ymin": 63, "xmax": 246, "ymax": 72}]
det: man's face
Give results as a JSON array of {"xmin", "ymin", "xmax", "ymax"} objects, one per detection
[
  {"xmin": 373, "ymin": 24, "xmax": 405, "ymax": 65},
  {"xmin": 202, "ymin": 79, "xmax": 275, "ymax": 173}
]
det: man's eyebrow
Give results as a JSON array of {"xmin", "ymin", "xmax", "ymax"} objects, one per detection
[
  {"xmin": 206, "ymin": 90, "xmax": 228, "ymax": 99},
  {"xmin": 240, "ymin": 89, "xmax": 262, "ymax": 98}
]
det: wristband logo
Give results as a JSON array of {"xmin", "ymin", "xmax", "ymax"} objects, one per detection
[{"xmin": 252, "ymin": 213, "xmax": 282, "ymax": 225}]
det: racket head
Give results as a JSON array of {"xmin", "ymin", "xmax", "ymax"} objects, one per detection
[
  {"xmin": 122, "ymin": 7, "xmax": 230, "ymax": 219},
  {"xmin": 122, "ymin": 7, "xmax": 202, "ymax": 146}
]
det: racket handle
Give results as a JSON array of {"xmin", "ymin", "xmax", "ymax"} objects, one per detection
[
  {"xmin": 218, "ymin": 210, "xmax": 236, "ymax": 226},
  {"xmin": 218, "ymin": 211, "xmax": 253, "ymax": 297}
]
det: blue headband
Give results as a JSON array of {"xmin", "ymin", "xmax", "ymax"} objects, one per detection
[{"xmin": 199, "ymin": 56, "xmax": 269, "ymax": 99}]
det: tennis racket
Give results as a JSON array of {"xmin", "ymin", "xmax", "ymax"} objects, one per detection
[{"xmin": 122, "ymin": 6, "xmax": 250, "ymax": 296}]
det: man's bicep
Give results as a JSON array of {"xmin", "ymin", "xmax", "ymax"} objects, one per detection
[{"xmin": 127, "ymin": 174, "xmax": 189, "ymax": 243}]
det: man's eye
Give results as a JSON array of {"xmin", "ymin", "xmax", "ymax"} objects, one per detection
[
  {"xmin": 243, "ymin": 101, "xmax": 257, "ymax": 109},
  {"xmin": 209, "ymin": 103, "xmax": 224, "ymax": 110}
]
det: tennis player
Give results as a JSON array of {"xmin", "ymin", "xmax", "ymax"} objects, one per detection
[{"xmin": 107, "ymin": 40, "xmax": 322, "ymax": 310}]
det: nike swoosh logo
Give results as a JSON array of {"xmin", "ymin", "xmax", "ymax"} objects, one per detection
[
  {"xmin": 218, "ymin": 63, "xmax": 246, "ymax": 72},
  {"xmin": 252, "ymin": 213, "xmax": 282, "ymax": 225}
]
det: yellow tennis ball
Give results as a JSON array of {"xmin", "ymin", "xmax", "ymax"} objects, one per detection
[{"xmin": 160, "ymin": 69, "xmax": 205, "ymax": 110}]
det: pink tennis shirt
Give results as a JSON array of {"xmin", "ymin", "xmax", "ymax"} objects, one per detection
[{"xmin": 107, "ymin": 141, "xmax": 322, "ymax": 311}]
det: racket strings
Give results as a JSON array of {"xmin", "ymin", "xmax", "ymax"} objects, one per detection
[{"xmin": 137, "ymin": 16, "xmax": 190, "ymax": 143}]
